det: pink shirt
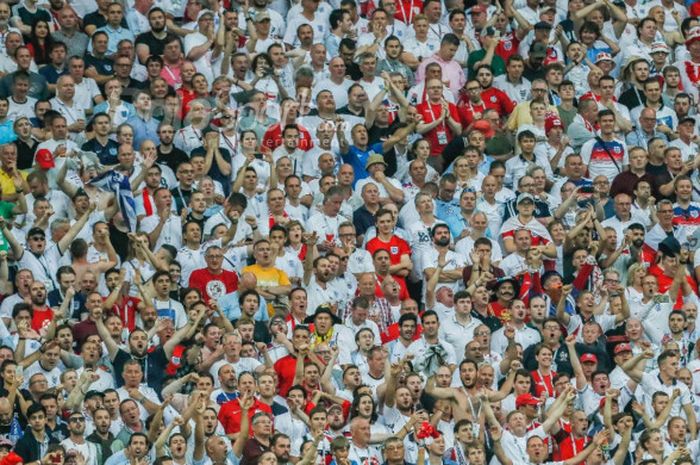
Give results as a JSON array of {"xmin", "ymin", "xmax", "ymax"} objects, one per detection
[{"xmin": 415, "ymin": 53, "xmax": 466, "ymax": 98}]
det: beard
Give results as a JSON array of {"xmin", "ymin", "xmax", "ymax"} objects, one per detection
[{"xmin": 435, "ymin": 237, "xmax": 450, "ymax": 247}]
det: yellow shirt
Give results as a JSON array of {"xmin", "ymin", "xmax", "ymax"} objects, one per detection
[
  {"xmin": 505, "ymin": 102, "xmax": 559, "ymax": 132},
  {"xmin": 0, "ymin": 169, "xmax": 26, "ymax": 196},
  {"xmin": 241, "ymin": 264, "xmax": 291, "ymax": 316}
]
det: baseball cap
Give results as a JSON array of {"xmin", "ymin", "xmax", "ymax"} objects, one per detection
[
  {"xmin": 680, "ymin": 116, "xmax": 696, "ymax": 126},
  {"xmin": 530, "ymin": 42, "xmax": 548, "ymax": 59},
  {"xmin": 650, "ymin": 42, "xmax": 670, "ymax": 54},
  {"xmin": 614, "ymin": 343, "xmax": 632, "ymax": 355},
  {"xmin": 472, "ymin": 119, "xmax": 495, "ymax": 138},
  {"xmin": 545, "ymin": 115, "xmax": 563, "ymax": 135},
  {"xmin": 515, "ymin": 393, "xmax": 542, "ymax": 408},
  {"xmin": 35, "ymin": 148, "xmax": 55, "ymax": 169},
  {"xmin": 255, "ymin": 11, "xmax": 271, "ymax": 22},
  {"xmin": 27, "ymin": 227, "xmax": 46, "ymax": 238},
  {"xmin": 197, "ymin": 9, "xmax": 215, "ymax": 20},
  {"xmin": 659, "ymin": 236, "xmax": 682, "ymax": 258},
  {"xmin": 580, "ymin": 353, "xmax": 598, "ymax": 364},
  {"xmin": 595, "ymin": 52, "xmax": 614, "ymax": 64},
  {"xmin": 516, "ymin": 192, "xmax": 535, "ymax": 204},
  {"xmin": 686, "ymin": 27, "xmax": 700, "ymax": 46}
]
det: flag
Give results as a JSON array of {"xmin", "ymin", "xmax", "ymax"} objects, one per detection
[{"xmin": 89, "ymin": 170, "xmax": 137, "ymax": 232}]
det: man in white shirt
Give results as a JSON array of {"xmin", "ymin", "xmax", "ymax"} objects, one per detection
[{"xmin": 139, "ymin": 187, "xmax": 183, "ymax": 250}]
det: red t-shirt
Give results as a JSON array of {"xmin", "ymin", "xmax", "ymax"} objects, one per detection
[
  {"xmin": 415, "ymin": 101, "xmax": 462, "ymax": 155},
  {"xmin": 188, "ymin": 268, "xmax": 239, "ymax": 304},
  {"xmin": 218, "ymin": 398, "xmax": 273, "ymax": 435},
  {"xmin": 647, "ymin": 264, "xmax": 698, "ymax": 309},
  {"xmin": 554, "ymin": 435, "xmax": 588, "ymax": 461},
  {"xmin": 109, "ymin": 295, "xmax": 141, "ymax": 331},
  {"xmin": 393, "ymin": 0, "xmax": 423, "ymax": 23},
  {"xmin": 380, "ymin": 322, "xmax": 423, "ymax": 344},
  {"xmin": 495, "ymin": 32, "xmax": 521, "ymax": 62},
  {"xmin": 456, "ymin": 100, "xmax": 487, "ymax": 128},
  {"xmin": 262, "ymin": 123, "xmax": 314, "ymax": 152},
  {"xmin": 531, "ymin": 369, "xmax": 556, "ymax": 398},
  {"xmin": 274, "ymin": 354, "xmax": 299, "ymax": 396},
  {"xmin": 32, "ymin": 307, "xmax": 53, "ymax": 332},
  {"xmin": 481, "ymin": 87, "xmax": 516, "ymax": 117},
  {"xmin": 366, "ymin": 236, "xmax": 411, "ymax": 266}
]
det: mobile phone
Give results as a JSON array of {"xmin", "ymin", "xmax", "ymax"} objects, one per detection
[
  {"xmin": 254, "ymin": 152, "xmax": 263, "ymax": 160},
  {"xmin": 579, "ymin": 185, "xmax": 594, "ymax": 194}
]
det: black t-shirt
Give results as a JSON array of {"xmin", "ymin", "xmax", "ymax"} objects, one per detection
[
  {"xmin": 619, "ymin": 87, "xmax": 646, "ymax": 111},
  {"xmin": 15, "ymin": 137, "xmax": 37, "ymax": 170},
  {"xmin": 157, "ymin": 147, "xmax": 190, "ymax": 173},
  {"xmin": 522, "ymin": 62, "xmax": 545, "ymax": 82},
  {"xmin": 190, "ymin": 146, "xmax": 232, "ymax": 196},
  {"xmin": 119, "ymin": 78, "xmax": 147, "ymax": 104},
  {"xmin": 83, "ymin": 12, "xmax": 128, "ymax": 31},
  {"xmin": 16, "ymin": 6, "xmax": 51, "ymax": 32},
  {"xmin": 337, "ymin": 106, "xmax": 365, "ymax": 117},
  {"xmin": 170, "ymin": 186, "xmax": 193, "ymax": 213},
  {"xmin": 112, "ymin": 346, "xmax": 168, "ymax": 391},
  {"xmin": 367, "ymin": 119, "xmax": 400, "ymax": 177},
  {"xmin": 135, "ymin": 32, "xmax": 181, "ymax": 59}
]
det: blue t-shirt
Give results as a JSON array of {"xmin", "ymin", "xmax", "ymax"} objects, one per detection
[{"xmin": 342, "ymin": 142, "xmax": 383, "ymax": 185}]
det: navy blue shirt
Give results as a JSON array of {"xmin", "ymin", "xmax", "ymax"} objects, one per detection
[
  {"xmin": 38, "ymin": 65, "xmax": 67, "ymax": 85},
  {"xmin": 82, "ymin": 138, "xmax": 120, "ymax": 165}
]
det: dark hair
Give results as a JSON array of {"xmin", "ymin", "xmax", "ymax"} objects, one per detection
[
  {"xmin": 27, "ymin": 403, "xmax": 47, "ymax": 418},
  {"xmin": 329, "ymin": 9, "xmax": 348, "ymax": 29},
  {"xmin": 441, "ymin": 33, "xmax": 460, "ymax": 47}
]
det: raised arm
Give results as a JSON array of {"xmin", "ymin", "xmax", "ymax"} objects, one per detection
[
  {"xmin": 564, "ymin": 335, "xmax": 587, "ymax": 391},
  {"xmin": 556, "ymin": 284, "xmax": 573, "ymax": 326},
  {"xmin": 563, "ymin": 430, "xmax": 610, "ymax": 465},
  {"xmin": 58, "ymin": 203, "xmax": 96, "ymax": 254},
  {"xmin": 620, "ymin": 348, "xmax": 654, "ymax": 383},
  {"xmin": 424, "ymin": 375, "xmax": 457, "ymax": 401},
  {"xmin": 489, "ymin": 426, "xmax": 513, "ymax": 465},
  {"xmin": 0, "ymin": 217, "xmax": 24, "ymax": 261},
  {"xmin": 232, "ymin": 393, "xmax": 254, "ymax": 457}
]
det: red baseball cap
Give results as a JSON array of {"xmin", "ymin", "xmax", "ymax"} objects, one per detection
[
  {"xmin": 35, "ymin": 148, "xmax": 55, "ymax": 169},
  {"xmin": 515, "ymin": 393, "xmax": 542, "ymax": 409},
  {"xmin": 614, "ymin": 343, "xmax": 632, "ymax": 355},
  {"xmin": 472, "ymin": 119, "xmax": 495, "ymax": 138},
  {"xmin": 545, "ymin": 115, "xmax": 563, "ymax": 134},
  {"xmin": 580, "ymin": 353, "xmax": 598, "ymax": 364}
]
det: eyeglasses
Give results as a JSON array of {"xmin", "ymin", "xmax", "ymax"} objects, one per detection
[
  {"xmin": 69, "ymin": 417, "xmax": 85, "ymax": 423},
  {"xmin": 30, "ymin": 236, "xmax": 45, "ymax": 241},
  {"xmin": 467, "ymin": 87, "xmax": 481, "ymax": 91},
  {"xmin": 532, "ymin": 88, "xmax": 547, "ymax": 93}
]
